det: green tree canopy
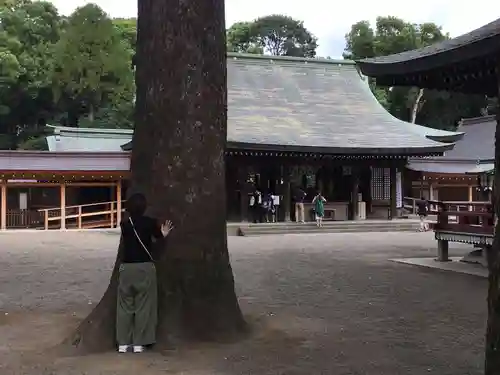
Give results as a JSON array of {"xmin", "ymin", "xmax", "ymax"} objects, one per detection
[
  {"xmin": 344, "ymin": 16, "xmax": 488, "ymax": 130},
  {"xmin": 0, "ymin": 0, "xmax": 61, "ymax": 149},
  {"xmin": 226, "ymin": 21, "xmax": 263, "ymax": 54},
  {"xmin": 227, "ymin": 15, "xmax": 318, "ymax": 57},
  {"xmin": 113, "ymin": 17, "xmax": 137, "ymax": 50},
  {"xmin": 52, "ymin": 4, "xmax": 134, "ymax": 127}
]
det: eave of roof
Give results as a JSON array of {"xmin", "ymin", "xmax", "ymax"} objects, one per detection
[
  {"xmin": 408, "ymin": 160, "xmax": 494, "ymax": 174},
  {"xmin": 355, "ymin": 18, "xmax": 500, "ymax": 95},
  {"xmin": 0, "ymin": 151, "xmax": 130, "ymax": 172},
  {"xmin": 356, "ymin": 17, "xmax": 500, "ymax": 74},
  {"xmin": 122, "ymin": 140, "xmax": 454, "ymax": 156}
]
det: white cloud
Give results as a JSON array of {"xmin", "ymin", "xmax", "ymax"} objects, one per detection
[{"xmin": 50, "ymin": 0, "xmax": 500, "ymax": 57}]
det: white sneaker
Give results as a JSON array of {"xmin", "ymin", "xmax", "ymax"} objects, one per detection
[
  {"xmin": 118, "ymin": 345, "xmax": 129, "ymax": 353},
  {"xmin": 133, "ymin": 345, "xmax": 144, "ymax": 353}
]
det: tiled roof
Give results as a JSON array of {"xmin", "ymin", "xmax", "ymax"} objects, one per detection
[
  {"xmin": 439, "ymin": 115, "xmax": 495, "ymax": 161},
  {"xmin": 225, "ymin": 54, "xmax": 454, "ymax": 154},
  {"xmin": 46, "ymin": 53, "xmax": 458, "ymax": 155},
  {"xmin": 407, "ymin": 115, "xmax": 495, "ymax": 174}
]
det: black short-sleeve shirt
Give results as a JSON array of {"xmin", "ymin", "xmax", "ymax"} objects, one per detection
[{"xmin": 120, "ymin": 215, "xmax": 163, "ymax": 263}]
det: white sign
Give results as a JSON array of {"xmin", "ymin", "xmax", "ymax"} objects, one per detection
[{"xmin": 396, "ymin": 171, "xmax": 402, "ymax": 208}]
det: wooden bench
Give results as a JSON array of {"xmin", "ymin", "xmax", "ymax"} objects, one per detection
[
  {"xmin": 307, "ymin": 206, "xmax": 336, "ymax": 221},
  {"xmin": 324, "ymin": 208, "xmax": 336, "ymax": 220}
]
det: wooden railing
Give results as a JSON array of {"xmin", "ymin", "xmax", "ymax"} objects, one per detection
[
  {"xmin": 37, "ymin": 200, "xmax": 126, "ymax": 230},
  {"xmin": 403, "ymin": 196, "xmax": 485, "ymax": 218},
  {"xmin": 403, "ymin": 196, "xmax": 441, "ymax": 215},
  {"xmin": 6, "ymin": 209, "xmax": 44, "ymax": 228},
  {"xmin": 432, "ymin": 200, "xmax": 494, "ymax": 235}
]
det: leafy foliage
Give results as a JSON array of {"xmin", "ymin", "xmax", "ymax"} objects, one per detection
[
  {"xmin": 344, "ymin": 16, "xmax": 488, "ymax": 130},
  {"xmin": 227, "ymin": 15, "xmax": 317, "ymax": 57},
  {"xmin": 0, "ymin": 0, "xmax": 61, "ymax": 148},
  {"xmin": 52, "ymin": 4, "xmax": 134, "ymax": 127},
  {"xmin": 0, "ymin": 0, "xmax": 136, "ymax": 149}
]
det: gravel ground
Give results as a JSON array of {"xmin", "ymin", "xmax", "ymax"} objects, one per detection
[{"xmin": 0, "ymin": 230, "xmax": 486, "ymax": 374}]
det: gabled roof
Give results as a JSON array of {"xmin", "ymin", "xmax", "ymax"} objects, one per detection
[
  {"xmin": 407, "ymin": 115, "xmax": 495, "ymax": 174},
  {"xmin": 46, "ymin": 53, "xmax": 458, "ymax": 155},
  {"xmin": 356, "ymin": 18, "xmax": 500, "ymax": 95}
]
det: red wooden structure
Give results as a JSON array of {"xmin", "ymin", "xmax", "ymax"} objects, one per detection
[{"xmin": 429, "ymin": 200, "xmax": 494, "ymax": 261}]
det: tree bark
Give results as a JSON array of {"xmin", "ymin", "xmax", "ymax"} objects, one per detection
[
  {"xmin": 64, "ymin": 0, "xmax": 245, "ymax": 353},
  {"xmin": 485, "ymin": 75, "xmax": 500, "ymax": 374},
  {"xmin": 410, "ymin": 88, "xmax": 424, "ymax": 124}
]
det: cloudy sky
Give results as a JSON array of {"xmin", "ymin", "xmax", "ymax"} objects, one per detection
[{"xmin": 51, "ymin": 0, "xmax": 499, "ymax": 57}]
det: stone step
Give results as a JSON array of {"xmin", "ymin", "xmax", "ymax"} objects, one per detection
[
  {"xmin": 243, "ymin": 222, "xmax": 417, "ymax": 228},
  {"xmin": 242, "ymin": 224, "xmax": 418, "ymax": 231},
  {"xmin": 239, "ymin": 221, "xmax": 420, "ymax": 236}
]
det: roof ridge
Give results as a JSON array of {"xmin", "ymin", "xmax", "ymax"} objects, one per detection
[{"xmin": 227, "ymin": 52, "xmax": 355, "ymax": 66}]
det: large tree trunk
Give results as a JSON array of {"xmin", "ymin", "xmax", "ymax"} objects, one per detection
[
  {"xmin": 64, "ymin": 0, "xmax": 245, "ymax": 353},
  {"xmin": 485, "ymin": 77, "xmax": 500, "ymax": 374}
]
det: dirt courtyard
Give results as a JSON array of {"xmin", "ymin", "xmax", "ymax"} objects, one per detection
[{"xmin": 0, "ymin": 230, "xmax": 486, "ymax": 374}]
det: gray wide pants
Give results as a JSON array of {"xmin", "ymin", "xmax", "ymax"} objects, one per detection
[{"xmin": 116, "ymin": 262, "xmax": 158, "ymax": 346}]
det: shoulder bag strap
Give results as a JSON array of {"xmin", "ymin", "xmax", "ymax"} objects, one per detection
[{"xmin": 128, "ymin": 217, "xmax": 154, "ymax": 262}]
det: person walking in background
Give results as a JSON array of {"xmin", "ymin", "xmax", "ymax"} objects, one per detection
[
  {"xmin": 417, "ymin": 196, "xmax": 429, "ymax": 232},
  {"xmin": 117, "ymin": 193, "xmax": 173, "ymax": 353},
  {"xmin": 312, "ymin": 191, "xmax": 326, "ymax": 227},
  {"xmin": 294, "ymin": 187, "xmax": 306, "ymax": 223}
]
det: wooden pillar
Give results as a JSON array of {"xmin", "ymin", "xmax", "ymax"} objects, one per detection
[
  {"xmin": 77, "ymin": 206, "xmax": 82, "ymax": 229},
  {"xmin": 60, "ymin": 183, "xmax": 66, "ymax": 230},
  {"xmin": 437, "ymin": 239, "xmax": 449, "ymax": 261},
  {"xmin": 468, "ymin": 185, "xmax": 473, "ymax": 211},
  {"xmin": 0, "ymin": 180, "xmax": 6, "ymax": 230},
  {"xmin": 116, "ymin": 180, "xmax": 122, "ymax": 226},
  {"xmin": 282, "ymin": 165, "xmax": 291, "ymax": 222},
  {"xmin": 351, "ymin": 168, "xmax": 359, "ymax": 220},
  {"xmin": 238, "ymin": 166, "xmax": 249, "ymax": 222},
  {"xmin": 389, "ymin": 167, "xmax": 397, "ymax": 220},
  {"xmin": 429, "ymin": 182, "xmax": 435, "ymax": 212},
  {"xmin": 110, "ymin": 201, "xmax": 115, "ymax": 228}
]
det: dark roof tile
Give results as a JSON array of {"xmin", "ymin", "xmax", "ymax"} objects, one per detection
[
  {"xmin": 226, "ymin": 54, "xmax": 454, "ymax": 154},
  {"xmin": 407, "ymin": 115, "xmax": 495, "ymax": 173}
]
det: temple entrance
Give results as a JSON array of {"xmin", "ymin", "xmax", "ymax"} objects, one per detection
[{"xmin": 224, "ymin": 155, "xmax": 402, "ymax": 223}]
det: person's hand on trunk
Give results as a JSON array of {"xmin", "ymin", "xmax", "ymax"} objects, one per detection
[{"xmin": 161, "ymin": 220, "xmax": 173, "ymax": 237}]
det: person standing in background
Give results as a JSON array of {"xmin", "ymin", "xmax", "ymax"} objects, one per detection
[
  {"xmin": 262, "ymin": 191, "xmax": 275, "ymax": 223},
  {"xmin": 294, "ymin": 187, "xmax": 306, "ymax": 223},
  {"xmin": 312, "ymin": 191, "xmax": 327, "ymax": 227},
  {"xmin": 417, "ymin": 196, "xmax": 429, "ymax": 231},
  {"xmin": 250, "ymin": 187, "xmax": 263, "ymax": 223}
]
